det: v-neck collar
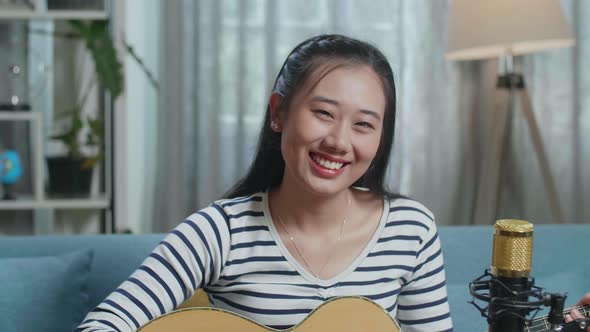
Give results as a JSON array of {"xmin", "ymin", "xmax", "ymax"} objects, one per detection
[{"xmin": 262, "ymin": 189, "xmax": 389, "ymax": 287}]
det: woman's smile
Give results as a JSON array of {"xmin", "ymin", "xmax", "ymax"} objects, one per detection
[{"xmin": 309, "ymin": 151, "xmax": 351, "ymax": 178}]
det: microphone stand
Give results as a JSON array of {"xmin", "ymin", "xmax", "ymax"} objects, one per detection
[
  {"xmin": 470, "ymin": 270, "xmax": 590, "ymax": 331},
  {"xmin": 470, "ymin": 270, "xmax": 546, "ymax": 328}
]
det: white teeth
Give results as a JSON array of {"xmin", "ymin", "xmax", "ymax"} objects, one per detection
[{"xmin": 312, "ymin": 154, "xmax": 344, "ymax": 170}]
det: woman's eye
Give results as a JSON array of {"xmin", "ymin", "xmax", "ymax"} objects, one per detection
[
  {"xmin": 313, "ymin": 110, "xmax": 334, "ymax": 118},
  {"xmin": 356, "ymin": 122, "xmax": 375, "ymax": 129}
]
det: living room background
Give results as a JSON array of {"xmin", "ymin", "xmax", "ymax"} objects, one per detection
[{"xmin": 1, "ymin": 0, "xmax": 588, "ymax": 235}]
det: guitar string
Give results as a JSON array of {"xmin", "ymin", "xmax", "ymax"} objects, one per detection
[
  {"xmin": 527, "ymin": 304, "xmax": 589, "ymax": 328},
  {"xmin": 527, "ymin": 305, "xmax": 590, "ymax": 332},
  {"xmin": 526, "ymin": 304, "xmax": 590, "ymax": 331},
  {"xmin": 526, "ymin": 306, "xmax": 583, "ymax": 332}
]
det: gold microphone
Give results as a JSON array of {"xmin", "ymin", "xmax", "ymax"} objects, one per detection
[
  {"xmin": 488, "ymin": 219, "xmax": 534, "ymax": 332},
  {"xmin": 491, "ymin": 219, "xmax": 534, "ymax": 278}
]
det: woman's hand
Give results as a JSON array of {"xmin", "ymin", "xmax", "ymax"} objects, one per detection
[{"xmin": 564, "ymin": 293, "xmax": 590, "ymax": 331}]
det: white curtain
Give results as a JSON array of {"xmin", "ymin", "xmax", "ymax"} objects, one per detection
[{"xmin": 149, "ymin": 0, "xmax": 590, "ymax": 232}]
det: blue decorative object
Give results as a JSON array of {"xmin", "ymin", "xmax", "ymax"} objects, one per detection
[
  {"xmin": 0, "ymin": 150, "xmax": 23, "ymax": 184},
  {"xmin": 0, "ymin": 149, "xmax": 23, "ymax": 200}
]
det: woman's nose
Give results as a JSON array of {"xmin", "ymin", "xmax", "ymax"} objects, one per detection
[{"xmin": 322, "ymin": 123, "xmax": 350, "ymax": 154}]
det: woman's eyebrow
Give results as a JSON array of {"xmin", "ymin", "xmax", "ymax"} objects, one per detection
[
  {"xmin": 360, "ymin": 109, "xmax": 382, "ymax": 121},
  {"xmin": 308, "ymin": 95, "xmax": 339, "ymax": 106}
]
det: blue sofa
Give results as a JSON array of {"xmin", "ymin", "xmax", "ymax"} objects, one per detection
[{"xmin": 0, "ymin": 224, "xmax": 588, "ymax": 332}]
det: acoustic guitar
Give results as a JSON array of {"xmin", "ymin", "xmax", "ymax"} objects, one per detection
[
  {"xmin": 138, "ymin": 295, "xmax": 590, "ymax": 332},
  {"xmin": 138, "ymin": 296, "xmax": 402, "ymax": 332}
]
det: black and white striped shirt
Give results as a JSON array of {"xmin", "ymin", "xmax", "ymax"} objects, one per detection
[{"xmin": 77, "ymin": 191, "xmax": 453, "ymax": 332}]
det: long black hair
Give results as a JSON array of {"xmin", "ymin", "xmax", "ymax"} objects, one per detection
[{"xmin": 223, "ymin": 34, "xmax": 400, "ymax": 199}]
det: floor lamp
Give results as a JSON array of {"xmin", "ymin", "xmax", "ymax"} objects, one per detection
[{"xmin": 445, "ymin": 0, "xmax": 575, "ymax": 224}]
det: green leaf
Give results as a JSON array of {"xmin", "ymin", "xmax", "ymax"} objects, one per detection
[
  {"xmin": 49, "ymin": 19, "xmax": 155, "ymax": 166},
  {"xmin": 68, "ymin": 20, "xmax": 124, "ymax": 99},
  {"xmin": 51, "ymin": 106, "xmax": 84, "ymax": 159},
  {"xmin": 85, "ymin": 115, "xmax": 103, "ymax": 148},
  {"xmin": 87, "ymin": 116, "xmax": 103, "ymax": 135}
]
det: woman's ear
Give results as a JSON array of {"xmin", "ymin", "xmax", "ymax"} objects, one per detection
[{"xmin": 269, "ymin": 92, "xmax": 283, "ymax": 132}]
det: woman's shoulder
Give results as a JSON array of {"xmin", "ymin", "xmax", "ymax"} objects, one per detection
[
  {"xmin": 385, "ymin": 195, "xmax": 437, "ymax": 231},
  {"xmin": 183, "ymin": 191, "xmax": 267, "ymax": 232},
  {"xmin": 191, "ymin": 191, "xmax": 266, "ymax": 223},
  {"xmin": 212, "ymin": 192, "xmax": 266, "ymax": 210},
  {"xmin": 388, "ymin": 196, "xmax": 434, "ymax": 219}
]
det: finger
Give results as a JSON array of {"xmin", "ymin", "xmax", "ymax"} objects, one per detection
[
  {"xmin": 565, "ymin": 313, "xmax": 573, "ymax": 322},
  {"xmin": 570, "ymin": 309, "xmax": 583, "ymax": 319}
]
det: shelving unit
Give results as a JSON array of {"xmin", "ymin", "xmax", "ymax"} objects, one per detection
[
  {"xmin": 0, "ymin": 0, "xmax": 114, "ymax": 234},
  {"xmin": 0, "ymin": 112, "xmax": 109, "ymax": 211},
  {"xmin": 0, "ymin": 0, "xmax": 107, "ymax": 20},
  {"xmin": 0, "ymin": 10, "xmax": 108, "ymax": 20},
  {"xmin": 0, "ymin": 195, "xmax": 109, "ymax": 210}
]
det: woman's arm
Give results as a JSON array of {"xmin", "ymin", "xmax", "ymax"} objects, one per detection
[{"xmin": 76, "ymin": 205, "xmax": 230, "ymax": 332}]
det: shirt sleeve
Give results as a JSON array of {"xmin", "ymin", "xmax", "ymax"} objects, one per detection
[
  {"xmin": 76, "ymin": 204, "xmax": 231, "ymax": 332},
  {"xmin": 396, "ymin": 219, "xmax": 453, "ymax": 332}
]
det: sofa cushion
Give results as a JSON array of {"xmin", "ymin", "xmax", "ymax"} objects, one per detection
[
  {"xmin": 0, "ymin": 234, "xmax": 163, "ymax": 309},
  {"xmin": 0, "ymin": 249, "xmax": 93, "ymax": 332}
]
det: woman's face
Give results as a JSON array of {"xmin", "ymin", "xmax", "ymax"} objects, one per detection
[{"xmin": 273, "ymin": 64, "xmax": 386, "ymax": 196}]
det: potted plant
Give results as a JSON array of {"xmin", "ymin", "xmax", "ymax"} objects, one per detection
[
  {"xmin": 46, "ymin": 89, "xmax": 106, "ymax": 196},
  {"xmin": 46, "ymin": 20, "xmax": 156, "ymax": 196}
]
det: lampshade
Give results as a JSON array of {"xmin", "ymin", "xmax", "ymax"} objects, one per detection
[{"xmin": 446, "ymin": 0, "xmax": 575, "ymax": 61}]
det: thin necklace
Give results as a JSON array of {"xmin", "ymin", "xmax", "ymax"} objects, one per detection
[{"xmin": 276, "ymin": 192, "xmax": 352, "ymax": 279}]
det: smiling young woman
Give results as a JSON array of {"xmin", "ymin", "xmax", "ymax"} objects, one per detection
[
  {"xmin": 266, "ymin": 64, "xmax": 388, "ymax": 281},
  {"xmin": 77, "ymin": 34, "xmax": 453, "ymax": 332}
]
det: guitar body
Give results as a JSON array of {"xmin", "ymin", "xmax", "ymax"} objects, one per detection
[{"xmin": 138, "ymin": 296, "xmax": 401, "ymax": 332}]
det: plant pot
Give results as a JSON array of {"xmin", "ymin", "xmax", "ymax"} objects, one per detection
[{"xmin": 46, "ymin": 156, "xmax": 93, "ymax": 197}]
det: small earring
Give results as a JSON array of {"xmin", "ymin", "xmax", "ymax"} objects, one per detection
[{"xmin": 271, "ymin": 122, "xmax": 279, "ymax": 130}]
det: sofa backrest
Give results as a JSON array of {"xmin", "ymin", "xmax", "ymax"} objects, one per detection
[{"xmin": 1, "ymin": 224, "xmax": 588, "ymax": 332}]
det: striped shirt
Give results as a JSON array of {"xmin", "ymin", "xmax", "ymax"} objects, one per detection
[{"xmin": 77, "ymin": 191, "xmax": 453, "ymax": 332}]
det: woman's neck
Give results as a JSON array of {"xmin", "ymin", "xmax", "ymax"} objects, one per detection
[{"xmin": 269, "ymin": 181, "xmax": 353, "ymax": 235}]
